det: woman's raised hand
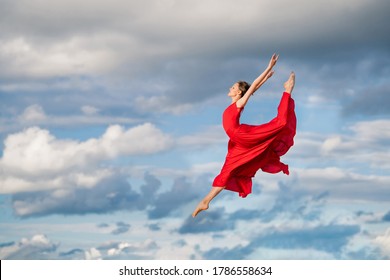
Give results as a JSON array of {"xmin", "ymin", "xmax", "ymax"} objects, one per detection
[{"xmin": 268, "ymin": 53, "xmax": 279, "ymax": 69}]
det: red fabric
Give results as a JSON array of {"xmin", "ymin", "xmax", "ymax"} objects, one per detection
[{"xmin": 212, "ymin": 92, "xmax": 296, "ymax": 197}]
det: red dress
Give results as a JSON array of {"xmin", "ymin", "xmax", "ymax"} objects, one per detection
[{"xmin": 213, "ymin": 92, "xmax": 296, "ymax": 197}]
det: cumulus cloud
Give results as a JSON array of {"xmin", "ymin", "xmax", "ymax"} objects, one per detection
[
  {"xmin": 18, "ymin": 104, "xmax": 47, "ymax": 123},
  {"xmin": 373, "ymin": 228, "xmax": 390, "ymax": 259},
  {"xmin": 97, "ymin": 239, "xmax": 159, "ymax": 260},
  {"xmin": 0, "ymin": 123, "xmax": 173, "ymax": 194},
  {"xmin": 8, "ymin": 170, "xmax": 200, "ymax": 218},
  {"xmin": 0, "ymin": 235, "xmax": 58, "ymax": 260},
  {"xmin": 11, "ymin": 176, "xmax": 142, "ymax": 217},
  {"xmin": 85, "ymin": 247, "xmax": 102, "ymax": 260},
  {"xmin": 0, "ymin": 123, "xmax": 179, "ymax": 218},
  {"xmin": 0, "ymin": 233, "xmax": 161, "ymax": 260}
]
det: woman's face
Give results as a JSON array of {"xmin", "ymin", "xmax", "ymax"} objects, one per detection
[{"xmin": 228, "ymin": 83, "xmax": 242, "ymax": 98}]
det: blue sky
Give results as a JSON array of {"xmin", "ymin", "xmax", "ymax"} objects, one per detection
[{"xmin": 0, "ymin": 0, "xmax": 390, "ymax": 260}]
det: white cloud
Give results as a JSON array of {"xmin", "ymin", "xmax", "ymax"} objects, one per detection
[
  {"xmin": 18, "ymin": 104, "xmax": 47, "ymax": 122},
  {"xmin": 290, "ymin": 119, "xmax": 390, "ymax": 170},
  {"xmin": 350, "ymin": 120, "xmax": 390, "ymax": 142},
  {"xmin": 293, "ymin": 167, "xmax": 390, "ymax": 202},
  {"xmin": 0, "ymin": 37, "xmax": 119, "ymax": 78},
  {"xmin": 0, "ymin": 234, "xmax": 58, "ymax": 260},
  {"xmin": 85, "ymin": 247, "xmax": 102, "ymax": 260},
  {"xmin": 0, "ymin": 104, "xmax": 139, "ymax": 131},
  {"xmin": 0, "ymin": 123, "xmax": 173, "ymax": 194},
  {"xmin": 104, "ymin": 239, "xmax": 158, "ymax": 259},
  {"xmin": 81, "ymin": 105, "xmax": 99, "ymax": 115},
  {"xmin": 321, "ymin": 136, "xmax": 342, "ymax": 155},
  {"xmin": 374, "ymin": 228, "xmax": 390, "ymax": 259}
]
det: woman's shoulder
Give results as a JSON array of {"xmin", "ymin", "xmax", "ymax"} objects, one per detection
[{"xmin": 226, "ymin": 102, "xmax": 244, "ymax": 109}]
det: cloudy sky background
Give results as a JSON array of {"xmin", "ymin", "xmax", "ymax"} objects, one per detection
[{"xmin": 1, "ymin": 0, "xmax": 390, "ymax": 260}]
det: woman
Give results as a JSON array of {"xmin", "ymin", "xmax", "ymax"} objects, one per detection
[{"xmin": 192, "ymin": 54, "xmax": 296, "ymax": 217}]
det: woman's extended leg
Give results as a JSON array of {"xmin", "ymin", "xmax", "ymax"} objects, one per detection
[
  {"xmin": 284, "ymin": 71, "xmax": 295, "ymax": 94},
  {"xmin": 192, "ymin": 186, "xmax": 225, "ymax": 217}
]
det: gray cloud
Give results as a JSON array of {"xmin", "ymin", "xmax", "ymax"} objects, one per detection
[
  {"xmin": 346, "ymin": 247, "xmax": 383, "ymax": 260},
  {"xmin": 0, "ymin": 235, "xmax": 58, "ymax": 260},
  {"xmin": 179, "ymin": 207, "xmax": 235, "ymax": 234},
  {"xmin": 146, "ymin": 223, "xmax": 161, "ymax": 232},
  {"xmin": 58, "ymin": 248, "xmax": 85, "ymax": 260},
  {"xmin": 383, "ymin": 211, "xmax": 390, "ymax": 222},
  {"xmin": 139, "ymin": 172, "xmax": 162, "ymax": 205},
  {"xmin": 0, "ymin": 241, "xmax": 15, "ymax": 248},
  {"xmin": 251, "ymin": 224, "xmax": 360, "ymax": 253},
  {"xmin": 203, "ymin": 244, "xmax": 253, "ymax": 260},
  {"xmin": 147, "ymin": 177, "xmax": 199, "ymax": 219},
  {"xmin": 1, "ymin": 0, "xmax": 389, "ymax": 120},
  {"xmin": 202, "ymin": 224, "xmax": 361, "ymax": 259},
  {"xmin": 229, "ymin": 209, "xmax": 263, "ymax": 221},
  {"xmin": 258, "ymin": 183, "xmax": 328, "ymax": 223},
  {"xmin": 97, "ymin": 223, "xmax": 110, "ymax": 228},
  {"xmin": 9, "ymin": 171, "xmax": 202, "ymax": 219},
  {"xmin": 179, "ymin": 182, "xmax": 329, "ymax": 234},
  {"xmin": 11, "ymin": 175, "xmax": 143, "ymax": 218},
  {"xmin": 342, "ymin": 85, "xmax": 390, "ymax": 117},
  {"xmin": 111, "ymin": 222, "xmax": 131, "ymax": 235}
]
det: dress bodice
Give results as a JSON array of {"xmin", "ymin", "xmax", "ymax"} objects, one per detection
[{"xmin": 222, "ymin": 102, "xmax": 243, "ymax": 137}]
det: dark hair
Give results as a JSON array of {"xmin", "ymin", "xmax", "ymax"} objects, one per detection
[{"xmin": 237, "ymin": 81, "xmax": 250, "ymax": 97}]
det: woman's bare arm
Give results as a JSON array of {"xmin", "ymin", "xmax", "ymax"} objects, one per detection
[{"xmin": 236, "ymin": 54, "xmax": 278, "ymax": 108}]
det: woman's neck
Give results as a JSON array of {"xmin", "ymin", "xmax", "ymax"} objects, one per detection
[{"xmin": 231, "ymin": 96, "xmax": 240, "ymax": 104}]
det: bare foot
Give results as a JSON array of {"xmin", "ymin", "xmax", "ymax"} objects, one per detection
[
  {"xmin": 192, "ymin": 186, "xmax": 224, "ymax": 217},
  {"xmin": 192, "ymin": 200, "xmax": 209, "ymax": 217},
  {"xmin": 284, "ymin": 72, "xmax": 295, "ymax": 94}
]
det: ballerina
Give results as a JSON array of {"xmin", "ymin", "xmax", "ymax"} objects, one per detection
[{"xmin": 192, "ymin": 54, "xmax": 296, "ymax": 217}]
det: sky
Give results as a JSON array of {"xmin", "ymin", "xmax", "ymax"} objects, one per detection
[{"xmin": 0, "ymin": 0, "xmax": 390, "ymax": 260}]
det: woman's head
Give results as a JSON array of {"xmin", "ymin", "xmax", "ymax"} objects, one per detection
[
  {"xmin": 237, "ymin": 81, "xmax": 250, "ymax": 97},
  {"xmin": 228, "ymin": 81, "xmax": 250, "ymax": 99}
]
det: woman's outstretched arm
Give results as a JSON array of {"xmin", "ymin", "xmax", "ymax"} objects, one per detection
[{"xmin": 236, "ymin": 54, "xmax": 278, "ymax": 108}]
